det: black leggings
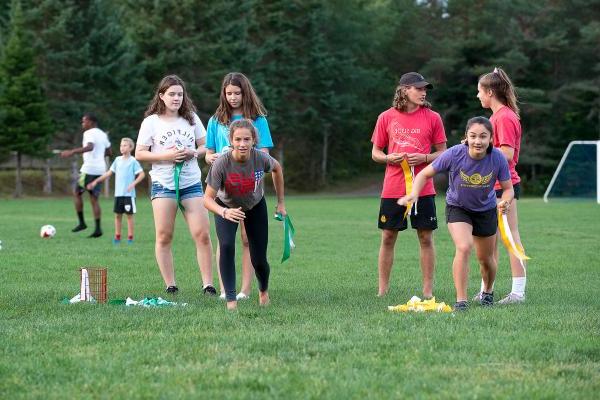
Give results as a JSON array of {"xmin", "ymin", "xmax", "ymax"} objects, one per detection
[{"xmin": 215, "ymin": 197, "xmax": 270, "ymax": 301}]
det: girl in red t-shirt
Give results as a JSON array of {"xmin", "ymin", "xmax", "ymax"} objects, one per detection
[{"xmin": 476, "ymin": 67, "xmax": 527, "ymax": 304}]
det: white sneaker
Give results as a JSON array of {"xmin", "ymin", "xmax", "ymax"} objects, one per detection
[
  {"xmin": 219, "ymin": 293, "xmax": 226, "ymax": 301},
  {"xmin": 498, "ymin": 292, "xmax": 525, "ymax": 305},
  {"xmin": 472, "ymin": 292, "xmax": 482, "ymax": 302},
  {"xmin": 236, "ymin": 292, "xmax": 250, "ymax": 300}
]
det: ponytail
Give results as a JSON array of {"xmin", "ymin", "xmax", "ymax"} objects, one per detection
[{"xmin": 478, "ymin": 67, "xmax": 520, "ymax": 118}]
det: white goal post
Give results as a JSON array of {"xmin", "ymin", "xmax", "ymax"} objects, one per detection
[{"xmin": 543, "ymin": 140, "xmax": 600, "ymax": 204}]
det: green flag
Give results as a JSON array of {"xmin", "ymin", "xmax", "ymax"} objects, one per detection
[
  {"xmin": 275, "ymin": 213, "xmax": 295, "ymax": 263},
  {"xmin": 174, "ymin": 162, "xmax": 185, "ymax": 212}
]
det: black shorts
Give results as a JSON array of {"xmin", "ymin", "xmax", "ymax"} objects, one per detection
[
  {"xmin": 378, "ymin": 195, "xmax": 438, "ymax": 231},
  {"xmin": 114, "ymin": 196, "xmax": 136, "ymax": 214},
  {"xmin": 496, "ymin": 183, "xmax": 520, "ymax": 200},
  {"xmin": 76, "ymin": 174, "xmax": 102, "ymax": 197},
  {"xmin": 445, "ymin": 204, "xmax": 497, "ymax": 237}
]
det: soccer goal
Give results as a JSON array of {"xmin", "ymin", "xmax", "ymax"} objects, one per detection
[{"xmin": 544, "ymin": 140, "xmax": 600, "ymax": 203}]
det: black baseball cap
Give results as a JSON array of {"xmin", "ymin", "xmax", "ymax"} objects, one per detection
[{"xmin": 398, "ymin": 72, "xmax": 433, "ymax": 89}]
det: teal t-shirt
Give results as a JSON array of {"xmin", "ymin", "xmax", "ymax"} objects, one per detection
[
  {"xmin": 110, "ymin": 156, "xmax": 144, "ymax": 197},
  {"xmin": 206, "ymin": 115, "xmax": 274, "ymax": 153}
]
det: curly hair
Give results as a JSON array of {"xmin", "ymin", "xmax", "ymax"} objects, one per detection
[
  {"xmin": 144, "ymin": 75, "xmax": 197, "ymax": 126},
  {"xmin": 392, "ymin": 84, "xmax": 431, "ymax": 112}
]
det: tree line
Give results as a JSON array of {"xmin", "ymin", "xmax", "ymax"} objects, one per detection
[{"xmin": 0, "ymin": 0, "xmax": 598, "ymax": 194}]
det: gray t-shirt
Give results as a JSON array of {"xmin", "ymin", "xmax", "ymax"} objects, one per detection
[{"xmin": 206, "ymin": 149, "xmax": 277, "ymax": 211}]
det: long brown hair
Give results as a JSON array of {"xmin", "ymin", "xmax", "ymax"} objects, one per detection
[
  {"xmin": 144, "ymin": 75, "xmax": 197, "ymax": 125},
  {"xmin": 392, "ymin": 84, "xmax": 432, "ymax": 112},
  {"xmin": 479, "ymin": 67, "xmax": 520, "ymax": 118},
  {"xmin": 214, "ymin": 72, "xmax": 267, "ymax": 125}
]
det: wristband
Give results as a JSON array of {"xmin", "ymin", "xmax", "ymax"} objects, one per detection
[
  {"xmin": 221, "ymin": 208, "xmax": 227, "ymax": 219},
  {"xmin": 425, "ymin": 154, "xmax": 428, "ymax": 163},
  {"xmin": 385, "ymin": 154, "xmax": 388, "ymax": 163}
]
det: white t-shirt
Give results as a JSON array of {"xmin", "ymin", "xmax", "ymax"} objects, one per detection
[
  {"xmin": 137, "ymin": 113, "xmax": 206, "ymax": 190},
  {"xmin": 81, "ymin": 128, "xmax": 111, "ymax": 175}
]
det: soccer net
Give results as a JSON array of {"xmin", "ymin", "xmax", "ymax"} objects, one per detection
[{"xmin": 544, "ymin": 140, "xmax": 600, "ymax": 203}]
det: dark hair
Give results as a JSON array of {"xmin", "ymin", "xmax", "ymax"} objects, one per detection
[
  {"xmin": 228, "ymin": 119, "xmax": 259, "ymax": 144},
  {"xmin": 392, "ymin": 84, "xmax": 432, "ymax": 111},
  {"xmin": 144, "ymin": 75, "xmax": 197, "ymax": 125},
  {"xmin": 215, "ymin": 72, "xmax": 266, "ymax": 125},
  {"xmin": 83, "ymin": 113, "xmax": 98, "ymax": 125},
  {"xmin": 464, "ymin": 116, "xmax": 494, "ymax": 154},
  {"xmin": 478, "ymin": 67, "xmax": 520, "ymax": 118}
]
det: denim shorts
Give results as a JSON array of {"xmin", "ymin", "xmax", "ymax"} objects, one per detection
[{"xmin": 150, "ymin": 181, "xmax": 204, "ymax": 200}]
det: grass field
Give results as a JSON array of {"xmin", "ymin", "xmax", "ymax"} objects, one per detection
[{"xmin": 1, "ymin": 196, "xmax": 599, "ymax": 399}]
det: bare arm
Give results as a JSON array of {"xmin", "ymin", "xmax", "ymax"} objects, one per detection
[
  {"xmin": 499, "ymin": 145, "xmax": 515, "ymax": 162},
  {"xmin": 203, "ymin": 185, "xmax": 245, "ymax": 223},
  {"xmin": 126, "ymin": 171, "xmax": 146, "ymax": 192},
  {"xmin": 397, "ymin": 164, "xmax": 437, "ymax": 205},
  {"xmin": 134, "ymin": 144, "xmax": 185, "ymax": 163},
  {"xmin": 60, "ymin": 142, "xmax": 93, "ymax": 158},
  {"xmin": 87, "ymin": 170, "xmax": 113, "ymax": 189},
  {"xmin": 497, "ymin": 179, "xmax": 514, "ymax": 214},
  {"xmin": 205, "ymin": 149, "xmax": 218, "ymax": 165},
  {"xmin": 271, "ymin": 160, "xmax": 286, "ymax": 216},
  {"xmin": 406, "ymin": 142, "xmax": 447, "ymax": 166},
  {"xmin": 371, "ymin": 144, "xmax": 406, "ymax": 166}
]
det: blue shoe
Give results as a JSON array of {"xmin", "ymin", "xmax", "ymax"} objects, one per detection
[
  {"xmin": 127, "ymin": 239, "xmax": 133, "ymax": 245},
  {"xmin": 113, "ymin": 238, "xmax": 121, "ymax": 245}
]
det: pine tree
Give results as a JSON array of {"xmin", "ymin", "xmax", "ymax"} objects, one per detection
[{"xmin": 0, "ymin": 0, "xmax": 53, "ymax": 197}]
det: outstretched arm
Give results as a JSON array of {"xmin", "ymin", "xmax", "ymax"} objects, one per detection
[
  {"xmin": 60, "ymin": 142, "xmax": 94, "ymax": 158},
  {"xmin": 203, "ymin": 185, "xmax": 245, "ymax": 223},
  {"xmin": 397, "ymin": 165, "xmax": 436, "ymax": 206},
  {"xmin": 271, "ymin": 160, "xmax": 286, "ymax": 216},
  {"xmin": 87, "ymin": 170, "xmax": 113, "ymax": 190},
  {"xmin": 497, "ymin": 179, "xmax": 514, "ymax": 214}
]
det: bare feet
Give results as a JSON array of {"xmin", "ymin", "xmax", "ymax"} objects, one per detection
[
  {"xmin": 377, "ymin": 289, "xmax": 388, "ymax": 297},
  {"xmin": 259, "ymin": 291, "xmax": 270, "ymax": 306},
  {"xmin": 226, "ymin": 300, "xmax": 237, "ymax": 311}
]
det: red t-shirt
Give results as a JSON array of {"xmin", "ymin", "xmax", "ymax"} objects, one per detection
[
  {"xmin": 371, "ymin": 107, "xmax": 446, "ymax": 198},
  {"xmin": 491, "ymin": 106, "xmax": 521, "ymax": 189}
]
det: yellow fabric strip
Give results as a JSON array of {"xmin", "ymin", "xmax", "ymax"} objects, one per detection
[
  {"xmin": 498, "ymin": 212, "xmax": 530, "ymax": 262},
  {"xmin": 401, "ymin": 159, "xmax": 413, "ymax": 221}
]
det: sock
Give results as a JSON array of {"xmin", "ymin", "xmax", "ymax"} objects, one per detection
[
  {"xmin": 115, "ymin": 234, "xmax": 121, "ymax": 240},
  {"xmin": 511, "ymin": 277, "xmax": 526, "ymax": 296},
  {"xmin": 480, "ymin": 279, "xmax": 494, "ymax": 293},
  {"xmin": 127, "ymin": 235, "xmax": 133, "ymax": 240},
  {"xmin": 77, "ymin": 212, "xmax": 85, "ymax": 225},
  {"xmin": 95, "ymin": 219, "xmax": 101, "ymax": 232}
]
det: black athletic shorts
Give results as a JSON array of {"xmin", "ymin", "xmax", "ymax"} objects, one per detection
[
  {"xmin": 496, "ymin": 183, "xmax": 520, "ymax": 200},
  {"xmin": 445, "ymin": 204, "xmax": 497, "ymax": 237},
  {"xmin": 76, "ymin": 173, "xmax": 102, "ymax": 197},
  {"xmin": 114, "ymin": 196, "xmax": 136, "ymax": 214},
  {"xmin": 378, "ymin": 195, "xmax": 438, "ymax": 231}
]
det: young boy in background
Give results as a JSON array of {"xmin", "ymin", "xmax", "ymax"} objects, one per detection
[{"xmin": 88, "ymin": 138, "xmax": 145, "ymax": 244}]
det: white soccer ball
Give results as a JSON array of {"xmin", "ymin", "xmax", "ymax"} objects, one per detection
[{"xmin": 40, "ymin": 225, "xmax": 56, "ymax": 238}]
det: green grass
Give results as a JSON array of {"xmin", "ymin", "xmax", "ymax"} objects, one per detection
[{"xmin": 1, "ymin": 196, "xmax": 599, "ymax": 399}]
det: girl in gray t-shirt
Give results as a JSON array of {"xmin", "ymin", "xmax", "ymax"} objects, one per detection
[{"xmin": 204, "ymin": 119, "xmax": 286, "ymax": 310}]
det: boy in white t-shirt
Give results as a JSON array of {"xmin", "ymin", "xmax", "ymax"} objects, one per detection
[
  {"xmin": 88, "ymin": 138, "xmax": 145, "ymax": 244},
  {"xmin": 60, "ymin": 113, "xmax": 111, "ymax": 238}
]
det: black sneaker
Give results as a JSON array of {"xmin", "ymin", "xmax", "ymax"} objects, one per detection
[
  {"xmin": 72, "ymin": 224, "xmax": 87, "ymax": 232},
  {"xmin": 88, "ymin": 230, "xmax": 103, "ymax": 238},
  {"xmin": 453, "ymin": 301, "xmax": 469, "ymax": 311},
  {"xmin": 203, "ymin": 285, "xmax": 217, "ymax": 296},
  {"xmin": 480, "ymin": 291, "xmax": 494, "ymax": 307},
  {"xmin": 165, "ymin": 286, "xmax": 179, "ymax": 294}
]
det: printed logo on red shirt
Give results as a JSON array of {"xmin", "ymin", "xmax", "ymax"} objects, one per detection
[{"xmin": 390, "ymin": 120, "xmax": 427, "ymax": 152}]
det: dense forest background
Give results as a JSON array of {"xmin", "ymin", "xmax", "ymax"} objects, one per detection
[{"xmin": 0, "ymin": 0, "xmax": 598, "ymax": 193}]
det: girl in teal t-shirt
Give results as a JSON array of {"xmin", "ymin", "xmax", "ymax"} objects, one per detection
[{"xmin": 205, "ymin": 72, "xmax": 274, "ymax": 300}]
